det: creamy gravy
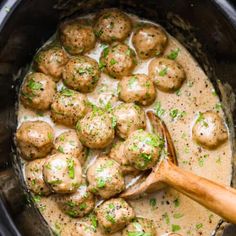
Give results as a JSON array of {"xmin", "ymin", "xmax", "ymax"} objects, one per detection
[{"xmin": 17, "ymin": 13, "xmax": 233, "ymax": 236}]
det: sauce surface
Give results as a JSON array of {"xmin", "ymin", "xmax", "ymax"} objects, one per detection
[{"xmin": 17, "ymin": 12, "xmax": 233, "ymax": 236}]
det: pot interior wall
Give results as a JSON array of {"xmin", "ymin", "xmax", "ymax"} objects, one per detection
[{"xmin": 0, "ymin": 0, "xmax": 235, "ymax": 235}]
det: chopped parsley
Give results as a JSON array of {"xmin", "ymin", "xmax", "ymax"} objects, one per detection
[
  {"xmin": 128, "ymin": 232, "xmax": 151, "ymax": 236},
  {"xmin": 111, "ymin": 116, "xmax": 117, "ymax": 128},
  {"xmin": 172, "ymin": 224, "xmax": 181, "ymax": 232},
  {"xmin": 95, "ymin": 29, "xmax": 103, "ymax": 38},
  {"xmin": 103, "ymin": 47, "xmax": 109, "ymax": 58},
  {"xmin": 61, "ymin": 88, "xmax": 74, "ymax": 97},
  {"xmin": 65, "ymin": 201, "xmax": 76, "ymax": 207},
  {"xmin": 198, "ymin": 154, "xmax": 209, "ymax": 167},
  {"xmin": 173, "ymin": 213, "xmax": 184, "ymax": 219},
  {"xmin": 215, "ymin": 102, "xmax": 222, "ymax": 111},
  {"xmin": 154, "ymin": 101, "xmax": 165, "ymax": 117},
  {"xmin": 58, "ymin": 146, "xmax": 64, "ymax": 153},
  {"xmin": 159, "ymin": 67, "xmax": 168, "ymax": 76},
  {"xmin": 79, "ymin": 203, "xmax": 87, "ymax": 210},
  {"xmin": 128, "ymin": 76, "xmax": 138, "ymax": 89},
  {"xmin": 33, "ymin": 195, "xmax": 41, "ymax": 203},
  {"xmin": 196, "ymin": 223, "xmax": 203, "ymax": 230},
  {"xmin": 167, "ymin": 48, "xmax": 180, "ymax": 60},
  {"xmin": 48, "ymin": 179, "xmax": 62, "ymax": 185},
  {"xmin": 109, "ymin": 203, "xmax": 115, "ymax": 209},
  {"xmin": 110, "ymin": 58, "xmax": 117, "ymax": 65},
  {"xmin": 196, "ymin": 112, "xmax": 208, "ymax": 127},
  {"xmin": 175, "ymin": 89, "xmax": 181, "ymax": 96},
  {"xmin": 99, "ymin": 60, "xmax": 106, "ymax": 70},
  {"xmin": 169, "ymin": 109, "xmax": 186, "ymax": 120},
  {"xmin": 149, "ymin": 198, "xmax": 157, "ymax": 207},
  {"xmin": 126, "ymin": 49, "xmax": 131, "ymax": 56},
  {"xmin": 174, "ymin": 198, "xmax": 180, "ymax": 207},
  {"xmin": 212, "ymin": 89, "xmax": 217, "ymax": 96},
  {"xmin": 97, "ymin": 178, "xmax": 106, "ymax": 188},
  {"xmin": 27, "ymin": 79, "xmax": 42, "ymax": 90},
  {"xmin": 163, "ymin": 213, "xmax": 170, "ymax": 224},
  {"xmin": 106, "ymin": 214, "xmax": 116, "ymax": 224},
  {"xmin": 67, "ymin": 158, "xmax": 75, "ymax": 179}
]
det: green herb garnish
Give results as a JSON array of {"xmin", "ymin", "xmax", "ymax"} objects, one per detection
[
  {"xmin": 106, "ymin": 214, "xmax": 116, "ymax": 224},
  {"xmin": 61, "ymin": 88, "xmax": 74, "ymax": 97},
  {"xmin": 110, "ymin": 58, "xmax": 117, "ymax": 65},
  {"xmin": 28, "ymin": 79, "xmax": 42, "ymax": 90},
  {"xmin": 149, "ymin": 198, "xmax": 157, "ymax": 207},
  {"xmin": 67, "ymin": 158, "xmax": 75, "ymax": 179},
  {"xmin": 159, "ymin": 67, "xmax": 168, "ymax": 76},
  {"xmin": 97, "ymin": 178, "xmax": 106, "ymax": 188},
  {"xmin": 154, "ymin": 101, "xmax": 165, "ymax": 117},
  {"xmin": 172, "ymin": 224, "xmax": 181, "ymax": 232},
  {"xmin": 167, "ymin": 48, "xmax": 180, "ymax": 60}
]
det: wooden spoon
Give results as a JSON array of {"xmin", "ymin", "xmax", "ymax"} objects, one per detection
[{"xmin": 120, "ymin": 111, "xmax": 236, "ymax": 224}]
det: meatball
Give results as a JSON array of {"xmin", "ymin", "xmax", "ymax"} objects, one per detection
[
  {"xmin": 192, "ymin": 111, "xmax": 228, "ymax": 149},
  {"xmin": 63, "ymin": 213, "xmax": 100, "ymax": 236},
  {"xmin": 112, "ymin": 103, "xmax": 146, "ymax": 139},
  {"xmin": 87, "ymin": 156, "xmax": 125, "ymax": 199},
  {"xmin": 94, "ymin": 9, "xmax": 132, "ymax": 43},
  {"xmin": 109, "ymin": 141, "xmax": 138, "ymax": 175},
  {"xmin": 63, "ymin": 56, "xmax": 100, "ymax": 93},
  {"xmin": 20, "ymin": 72, "xmax": 56, "ymax": 111},
  {"xmin": 34, "ymin": 46, "xmax": 69, "ymax": 81},
  {"xmin": 25, "ymin": 159, "xmax": 51, "ymax": 196},
  {"xmin": 132, "ymin": 23, "xmax": 168, "ymax": 59},
  {"xmin": 123, "ymin": 130, "xmax": 163, "ymax": 170},
  {"xmin": 54, "ymin": 130, "xmax": 87, "ymax": 165},
  {"xmin": 76, "ymin": 110, "xmax": 115, "ymax": 149},
  {"xmin": 16, "ymin": 121, "xmax": 54, "ymax": 160},
  {"xmin": 99, "ymin": 42, "xmax": 137, "ymax": 79},
  {"xmin": 119, "ymin": 74, "xmax": 156, "ymax": 106},
  {"xmin": 55, "ymin": 183, "xmax": 95, "ymax": 218},
  {"xmin": 96, "ymin": 198, "xmax": 135, "ymax": 233},
  {"xmin": 122, "ymin": 217, "xmax": 157, "ymax": 236},
  {"xmin": 148, "ymin": 57, "xmax": 186, "ymax": 92},
  {"xmin": 51, "ymin": 88, "xmax": 89, "ymax": 127},
  {"xmin": 43, "ymin": 153, "xmax": 82, "ymax": 193},
  {"xmin": 59, "ymin": 19, "xmax": 96, "ymax": 55}
]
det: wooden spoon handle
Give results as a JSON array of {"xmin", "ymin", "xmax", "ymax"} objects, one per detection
[{"xmin": 161, "ymin": 160, "xmax": 236, "ymax": 224}]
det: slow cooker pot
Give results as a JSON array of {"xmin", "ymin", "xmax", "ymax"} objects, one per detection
[{"xmin": 0, "ymin": 0, "xmax": 236, "ymax": 235}]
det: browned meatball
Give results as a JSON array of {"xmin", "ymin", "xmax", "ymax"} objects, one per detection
[
  {"xmin": 148, "ymin": 57, "xmax": 186, "ymax": 92},
  {"xmin": 16, "ymin": 121, "xmax": 54, "ymax": 160},
  {"xmin": 87, "ymin": 156, "xmax": 125, "ymax": 199},
  {"xmin": 124, "ymin": 130, "xmax": 164, "ymax": 170},
  {"xmin": 54, "ymin": 130, "xmax": 87, "ymax": 165},
  {"xmin": 132, "ymin": 23, "xmax": 168, "ymax": 59},
  {"xmin": 119, "ymin": 74, "xmax": 156, "ymax": 106},
  {"xmin": 20, "ymin": 72, "xmax": 56, "ymax": 111},
  {"xmin": 109, "ymin": 141, "xmax": 138, "ymax": 175},
  {"xmin": 96, "ymin": 198, "xmax": 135, "ymax": 233},
  {"xmin": 76, "ymin": 110, "xmax": 115, "ymax": 149},
  {"xmin": 122, "ymin": 217, "xmax": 157, "ymax": 236},
  {"xmin": 55, "ymin": 182, "xmax": 95, "ymax": 218},
  {"xmin": 51, "ymin": 88, "xmax": 89, "ymax": 127},
  {"xmin": 34, "ymin": 46, "xmax": 69, "ymax": 81},
  {"xmin": 43, "ymin": 153, "xmax": 82, "ymax": 193},
  {"xmin": 192, "ymin": 111, "xmax": 228, "ymax": 149},
  {"xmin": 25, "ymin": 159, "xmax": 51, "ymax": 196},
  {"xmin": 112, "ymin": 103, "xmax": 146, "ymax": 139},
  {"xmin": 99, "ymin": 42, "xmax": 137, "ymax": 79},
  {"xmin": 59, "ymin": 19, "xmax": 96, "ymax": 55},
  {"xmin": 94, "ymin": 9, "xmax": 132, "ymax": 43},
  {"xmin": 63, "ymin": 56, "xmax": 100, "ymax": 93}
]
